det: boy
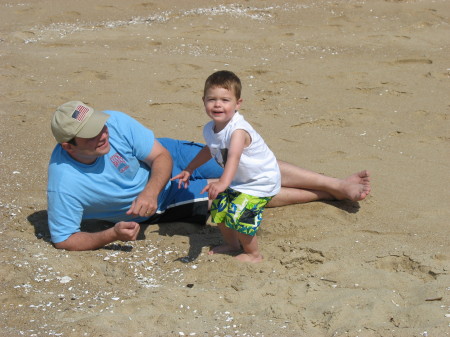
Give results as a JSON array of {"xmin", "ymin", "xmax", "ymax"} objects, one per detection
[{"xmin": 172, "ymin": 70, "xmax": 280, "ymax": 262}]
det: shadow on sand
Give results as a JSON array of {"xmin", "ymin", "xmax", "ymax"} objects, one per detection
[
  {"xmin": 26, "ymin": 210, "xmax": 221, "ymax": 260},
  {"xmin": 27, "ymin": 199, "xmax": 359, "ymax": 259}
]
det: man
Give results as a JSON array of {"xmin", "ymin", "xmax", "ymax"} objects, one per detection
[{"xmin": 48, "ymin": 101, "xmax": 370, "ymax": 251}]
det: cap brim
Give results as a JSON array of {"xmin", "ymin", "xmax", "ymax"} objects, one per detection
[{"xmin": 76, "ymin": 111, "xmax": 110, "ymax": 139}]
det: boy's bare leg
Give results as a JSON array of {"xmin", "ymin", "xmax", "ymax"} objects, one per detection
[
  {"xmin": 208, "ymin": 223, "xmax": 241, "ymax": 255},
  {"xmin": 269, "ymin": 160, "xmax": 371, "ymax": 207},
  {"xmin": 235, "ymin": 232, "xmax": 263, "ymax": 263}
]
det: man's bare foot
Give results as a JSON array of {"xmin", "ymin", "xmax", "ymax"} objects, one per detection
[
  {"xmin": 235, "ymin": 252, "xmax": 263, "ymax": 263},
  {"xmin": 333, "ymin": 170, "xmax": 371, "ymax": 201},
  {"xmin": 208, "ymin": 244, "xmax": 241, "ymax": 255}
]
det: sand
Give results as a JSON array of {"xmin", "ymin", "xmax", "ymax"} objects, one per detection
[{"xmin": 1, "ymin": 0, "xmax": 449, "ymax": 336}]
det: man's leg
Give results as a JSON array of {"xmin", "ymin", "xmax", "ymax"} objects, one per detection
[
  {"xmin": 158, "ymin": 138, "xmax": 223, "ymax": 179},
  {"xmin": 160, "ymin": 138, "xmax": 370, "ymax": 208},
  {"xmin": 268, "ymin": 161, "xmax": 371, "ymax": 207}
]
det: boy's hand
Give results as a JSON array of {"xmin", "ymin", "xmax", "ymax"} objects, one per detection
[
  {"xmin": 171, "ymin": 170, "xmax": 192, "ymax": 189},
  {"xmin": 202, "ymin": 181, "xmax": 227, "ymax": 200}
]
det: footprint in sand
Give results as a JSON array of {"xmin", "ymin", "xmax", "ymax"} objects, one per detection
[
  {"xmin": 372, "ymin": 255, "xmax": 438, "ymax": 281},
  {"xmin": 278, "ymin": 246, "xmax": 325, "ymax": 270}
]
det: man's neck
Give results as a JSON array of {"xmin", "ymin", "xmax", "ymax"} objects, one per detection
[{"xmin": 67, "ymin": 151, "xmax": 98, "ymax": 165}]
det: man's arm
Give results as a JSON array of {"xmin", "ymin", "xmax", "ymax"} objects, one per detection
[
  {"xmin": 127, "ymin": 139, "xmax": 173, "ymax": 217},
  {"xmin": 53, "ymin": 221, "xmax": 140, "ymax": 251}
]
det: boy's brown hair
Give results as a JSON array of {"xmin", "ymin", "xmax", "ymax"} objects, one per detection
[{"xmin": 203, "ymin": 70, "xmax": 242, "ymax": 100}]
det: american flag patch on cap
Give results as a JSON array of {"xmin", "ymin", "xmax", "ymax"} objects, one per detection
[{"xmin": 71, "ymin": 105, "xmax": 90, "ymax": 122}]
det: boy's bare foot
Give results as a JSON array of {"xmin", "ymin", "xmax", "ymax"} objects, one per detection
[
  {"xmin": 333, "ymin": 170, "xmax": 371, "ymax": 201},
  {"xmin": 235, "ymin": 252, "xmax": 263, "ymax": 263},
  {"xmin": 208, "ymin": 244, "xmax": 240, "ymax": 255}
]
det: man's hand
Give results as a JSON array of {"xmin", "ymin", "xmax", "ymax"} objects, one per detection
[
  {"xmin": 202, "ymin": 180, "xmax": 228, "ymax": 200},
  {"xmin": 114, "ymin": 221, "xmax": 140, "ymax": 241},
  {"xmin": 126, "ymin": 139, "xmax": 172, "ymax": 218},
  {"xmin": 126, "ymin": 191, "xmax": 158, "ymax": 217}
]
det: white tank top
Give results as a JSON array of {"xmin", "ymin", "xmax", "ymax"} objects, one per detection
[{"xmin": 203, "ymin": 112, "xmax": 281, "ymax": 197}]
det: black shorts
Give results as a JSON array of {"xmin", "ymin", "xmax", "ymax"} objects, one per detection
[{"xmin": 144, "ymin": 200, "xmax": 209, "ymax": 225}]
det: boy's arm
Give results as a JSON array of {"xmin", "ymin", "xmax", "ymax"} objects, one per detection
[
  {"xmin": 202, "ymin": 129, "xmax": 250, "ymax": 199},
  {"xmin": 172, "ymin": 146, "xmax": 212, "ymax": 188},
  {"xmin": 185, "ymin": 145, "xmax": 212, "ymax": 172}
]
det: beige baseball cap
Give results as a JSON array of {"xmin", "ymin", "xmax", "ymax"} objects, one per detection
[{"xmin": 51, "ymin": 101, "xmax": 110, "ymax": 143}]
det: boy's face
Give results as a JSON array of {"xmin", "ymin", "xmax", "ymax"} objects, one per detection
[{"xmin": 203, "ymin": 86, "xmax": 242, "ymax": 131}]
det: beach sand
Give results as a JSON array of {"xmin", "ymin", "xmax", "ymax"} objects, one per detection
[{"xmin": 1, "ymin": 0, "xmax": 449, "ymax": 336}]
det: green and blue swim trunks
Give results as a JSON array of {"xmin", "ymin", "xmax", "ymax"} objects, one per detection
[{"xmin": 210, "ymin": 188, "xmax": 273, "ymax": 236}]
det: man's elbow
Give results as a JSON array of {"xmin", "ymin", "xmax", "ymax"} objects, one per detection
[
  {"xmin": 53, "ymin": 240, "xmax": 71, "ymax": 250},
  {"xmin": 53, "ymin": 238, "xmax": 80, "ymax": 251}
]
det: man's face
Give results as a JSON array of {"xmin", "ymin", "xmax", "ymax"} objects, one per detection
[{"xmin": 65, "ymin": 125, "xmax": 110, "ymax": 164}]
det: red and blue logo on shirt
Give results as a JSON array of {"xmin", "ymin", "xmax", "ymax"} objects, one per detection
[{"xmin": 110, "ymin": 153, "xmax": 129, "ymax": 173}]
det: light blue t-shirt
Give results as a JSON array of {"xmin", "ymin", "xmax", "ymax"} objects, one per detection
[{"xmin": 47, "ymin": 110, "xmax": 170, "ymax": 243}]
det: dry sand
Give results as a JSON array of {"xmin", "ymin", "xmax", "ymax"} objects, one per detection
[{"xmin": 1, "ymin": 0, "xmax": 449, "ymax": 336}]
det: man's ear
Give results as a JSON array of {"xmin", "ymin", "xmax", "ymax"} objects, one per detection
[{"xmin": 61, "ymin": 142, "xmax": 73, "ymax": 152}]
